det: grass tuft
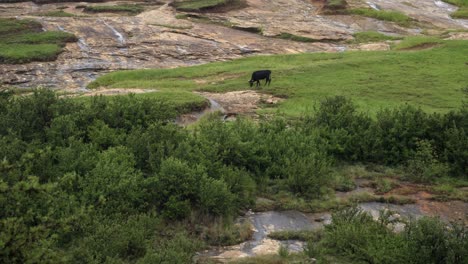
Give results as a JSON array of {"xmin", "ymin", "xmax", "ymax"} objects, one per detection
[
  {"xmin": 277, "ymin": 32, "xmax": 319, "ymax": 42},
  {"xmin": 350, "ymin": 31, "xmax": 402, "ymax": 43},
  {"xmin": 84, "ymin": 4, "xmax": 144, "ymax": 15},
  {"xmin": 349, "ymin": 8, "xmax": 412, "ymax": 27},
  {"xmin": 393, "ymin": 36, "xmax": 444, "ymax": 50},
  {"xmin": 173, "ymin": 0, "xmax": 245, "ymax": 12},
  {"xmin": 36, "ymin": 10, "xmax": 76, "ymax": 17},
  {"xmin": 451, "ymin": 7, "xmax": 468, "ymax": 18}
]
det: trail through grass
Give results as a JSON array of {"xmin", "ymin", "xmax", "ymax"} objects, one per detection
[{"xmin": 89, "ymin": 40, "xmax": 468, "ymax": 116}]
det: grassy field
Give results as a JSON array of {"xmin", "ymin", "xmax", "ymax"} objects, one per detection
[
  {"xmin": 89, "ymin": 39, "xmax": 468, "ymax": 116},
  {"xmin": 0, "ymin": 18, "xmax": 77, "ymax": 63}
]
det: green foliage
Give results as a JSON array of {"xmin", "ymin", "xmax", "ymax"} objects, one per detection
[
  {"xmin": 319, "ymin": 207, "xmax": 468, "ymax": 263},
  {"xmin": 405, "ymin": 140, "xmax": 450, "ymax": 183},
  {"xmin": 349, "ymin": 8, "xmax": 412, "ymax": 26},
  {"xmin": 0, "ymin": 90, "xmax": 467, "ymax": 263}
]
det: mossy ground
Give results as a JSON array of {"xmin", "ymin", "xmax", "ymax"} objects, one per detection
[{"xmin": 0, "ymin": 18, "xmax": 77, "ymax": 63}]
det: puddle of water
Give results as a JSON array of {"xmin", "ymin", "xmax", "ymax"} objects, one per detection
[
  {"xmin": 359, "ymin": 202, "xmax": 424, "ymax": 220},
  {"xmin": 175, "ymin": 98, "xmax": 225, "ymax": 126},
  {"xmin": 198, "ymin": 210, "xmax": 326, "ymax": 262}
]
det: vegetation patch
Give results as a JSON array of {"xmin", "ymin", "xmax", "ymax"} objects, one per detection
[
  {"xmin": 84, "ymin": 4, "xmax": 145, "ymax": 15},
  {"xmin": 0, "ymin": 18, "xmax": 76, "ymax": 64},
  {"xmin": 321, "ymin": 0, "xmax": 348, "ymax": 14},
  {"xmin": 90, "ymin": 40, "xmax": 468, "ymax": 116},
  {"xmin": 442, "ymin": 0, "xmax": 468, "ymax": 7},
  {"xmin": 451, "ymin": 7, "xmax": 468, "ymax": 18},
  {"xmin": 1, "ymin": 89, "xmax": 467, "ymax": 263},
  {"xmin": 35, "ymin": 10, "xmax": 76, "ymax": 17},
  {"xmin": 315, "ymin": 207, "xmax": 468, "ymax": 263},
  {"xmin": 172, "ymin": 0, "xmax": 246, "ymax": 12},
  {"xmin": 75, "ymin": 91, "xmax": 208, "ymax": 114},
  {"xmin": 349, "ymin": 8, "xmax": 412, "ymax": 26},
  {"xmin": 268, "ymin": 230, "xmax": 322, "ymax": 241},
  {"xmin": 393, "ymin": 36, "xmax": 444, "ymax": 50},
  {"xmin": 350, "ymin": 31, "xmax": 402, "ymax": 43},
  {"xmin": 276, "ymin": 32, "xmax": 320, "ymax": 42}
]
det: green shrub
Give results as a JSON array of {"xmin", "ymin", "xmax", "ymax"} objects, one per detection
[{"xmin": 405, "ymin": 140, "xmax": 450, "ymax": 183}]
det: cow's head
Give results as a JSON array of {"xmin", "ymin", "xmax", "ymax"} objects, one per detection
[{"xmin": 249, "ymin": 80, "xmax": 254, "ymax": 87}]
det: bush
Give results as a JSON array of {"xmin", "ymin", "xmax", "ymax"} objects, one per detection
[{"xmin": 405, "ymin": 140, "xmax": 450, "ymax": 183}]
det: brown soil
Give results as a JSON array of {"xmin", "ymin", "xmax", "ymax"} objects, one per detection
[{"xmin": 197, "ymin": 90, "xmax": 283, "ymax": 115}]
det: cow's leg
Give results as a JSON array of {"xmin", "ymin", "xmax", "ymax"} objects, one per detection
[
  {"xmin": 256, "ymin": 80, "xmax": 260, "ymax": 88},
  {"xmin": 267, "ymin": 76, "xmax": 271, "ymax": 86}
]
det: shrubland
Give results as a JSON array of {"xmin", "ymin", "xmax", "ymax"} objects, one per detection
[{"xmin": 0, "ymin": 88, "xmax": 466, "ymax": 262}]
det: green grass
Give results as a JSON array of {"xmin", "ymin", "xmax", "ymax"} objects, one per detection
[
  {"xmin": 0, "ymin": 18, "xmax": 41, "ymax": 36},
  {"xmin": 393, "ymin": 36, "xmax": 443, "ymax": 50},
  {"xmin": 442, "ymin": 0, "xmax": 468, "ymax": 7},
  {"xmin": 36, "ymin": 10, "xmax": 76, "ymax": 17},
  {"xmin": 350, "ymin": 31, "xmax": 402, "ymax": 43},
  {"xmin": 0, "ymin": 43, "xmax": 63, "ymax": 64},
  {"xmin": 0, "ymin": 18, "xmax": 76, "ymax": 64},
  {"xmin": 451, "ymin": 7, "xmax": 468, "ymax": 18},
  {"xmin": 89, "ymin": 40, "xmax": 468, "ymax": 116},
  {"xmin": 2, "ymin": 31, "xmax": 77, "ymax": 46},
  {"xmin": 349, "ymin": 8, "xmax": 412, "ymax": 27},
  {"xmin": 84, "ymin": 4, "xmax": 144, "ymax": 15},
  {"xmin": 173, "ymin": 0, "xmax": 245, "ymax": 12},
  {"xmin": 277, "ymin": 32, "xmax": 319, "ymax": 42}
]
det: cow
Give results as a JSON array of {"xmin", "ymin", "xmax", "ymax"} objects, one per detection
[{"xmin": 249, "ymin": 70, "xmax": 271, "ymax": 88}]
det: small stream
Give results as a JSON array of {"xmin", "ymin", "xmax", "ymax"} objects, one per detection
[{"xmin": 175, "ymin": 98, "xmax": 226, "ymax": 126}]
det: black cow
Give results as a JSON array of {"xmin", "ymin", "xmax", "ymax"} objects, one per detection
[{"xmin": 249, "ymin": 70, "xmax": 271, "ymax": 88}]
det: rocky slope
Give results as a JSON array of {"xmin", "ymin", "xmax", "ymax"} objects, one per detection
[{"xmin": 0, "ymin": 0, "xmax": 467, "ymax": 90}]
